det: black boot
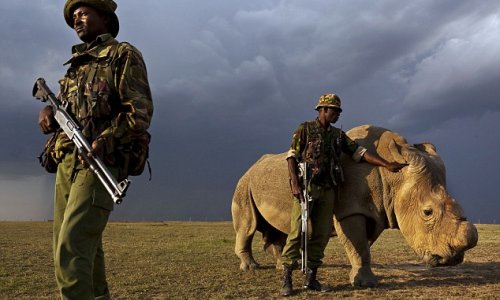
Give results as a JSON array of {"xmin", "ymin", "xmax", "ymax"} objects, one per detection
[
  {"xmin": 304, "ymin": 267, "xmax": 322, "ymax": 291},
  {"xmin": 280, "ymin": 265, "xmax": 293, "ymax": 296}
]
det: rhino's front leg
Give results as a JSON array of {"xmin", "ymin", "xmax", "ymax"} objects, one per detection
[{"xmin": 334, "ymin": 215, "xmax": 378, "ymax": 287}]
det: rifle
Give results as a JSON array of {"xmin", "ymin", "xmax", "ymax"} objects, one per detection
[
  {"xmin": 32, "ymin": 78, "xmax": 130, "ymax": 204},
  {"xmin": 298, "ymin": 161, "xmax": 312, "ymax": 273}
]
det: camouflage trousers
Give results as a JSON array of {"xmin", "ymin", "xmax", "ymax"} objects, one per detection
[
  {"xmin": 281, "ymin": 184, "xmax": 335, "ymax": 269},
  {"xmin": 53, "ymin": 153, "xmax": 115, "ymax": 300}
]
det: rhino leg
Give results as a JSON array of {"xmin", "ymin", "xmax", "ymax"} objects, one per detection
[
  {"xmin": 232, "ymin": 175, "xmax": 260, "ymax": 271},
  {"xmin": 335, "ymin": 215, "xmax": 378, "ymax": 287},
  {"xmin": 236, "ymin": 240, "xmax": 259, "ymax": 271},
  {"xmin": 262, "ymin": 227, "xmax": 287, "ymax": 269},
  {"xmin": 234, "ymin": 218, "xmax": 260, "ymax": 271}
]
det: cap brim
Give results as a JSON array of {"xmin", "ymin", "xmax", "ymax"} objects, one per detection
[{"xmin": 315, "ymin": 105, "xmax": 342, "ymax": 112}]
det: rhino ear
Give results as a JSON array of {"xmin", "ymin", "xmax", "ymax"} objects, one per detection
[
  {"xmin": 414, "ymin": 142, "xmax": 446, "ymax": 173},
  {"xmin": 387, "ymin": 138, "xmax": 409, "ymax": 164},
  {"xmin": 414, "ymin": 143, "xmax": 438, "ymax": 155}
]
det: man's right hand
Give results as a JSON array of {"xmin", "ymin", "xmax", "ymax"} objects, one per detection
[
  {"xmin": 290, "ymin": 181, "xmax": 305, "ymax": 202},
  {"xmin": 38, "ymin": 105, "xmax": 59, "ymax": 134},
  {"xmin": 287, "ymin": 157, "xmax": 305, "ymax": 202}
]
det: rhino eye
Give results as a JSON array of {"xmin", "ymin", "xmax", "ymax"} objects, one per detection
[{"xmin": 423, "ymin": 208, "xmax": 433, "ymax": 217}]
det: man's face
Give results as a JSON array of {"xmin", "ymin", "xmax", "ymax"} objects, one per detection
[
  {"xmin": 323, "ymin": 107, "xmax": 341, "ymax": 124},
  {"xmin": 73, "ymin": 6, "xmax": 109, "ymax": 43}
]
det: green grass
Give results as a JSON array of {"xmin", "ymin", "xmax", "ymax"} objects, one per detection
[{"xmin": 0, "ymin": 222, "xmax": 498, "ymax": 299}]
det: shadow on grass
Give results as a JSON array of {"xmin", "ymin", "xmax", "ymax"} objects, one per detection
[
  {"xmin": 227, "ymin": 262, "xmax": 499, "ymax": 298},
  {"xmin": 295, "ymin": 261, "xmax": 500, "ymax": 293},
  {"xmin": 373, "ymin": 262, "xmax": 500, "ymax": 289}
]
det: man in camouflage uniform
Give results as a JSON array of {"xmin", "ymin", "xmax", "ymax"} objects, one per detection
[
  {"xmin": 280, "ymin": 94, "xmax": 405, "ymax": 296},
  {"xmin": 38, "ymin": 1, "xmax": 153, "ymax": 298}
]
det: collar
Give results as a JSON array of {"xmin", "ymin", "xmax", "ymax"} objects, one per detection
[
  {"xmin": 314, "ymin": 118, "xmax": 332, "ymax": 131},
  {"xmin": 64, "ymin": 34, "xmax": 116, "ymax": 65}
]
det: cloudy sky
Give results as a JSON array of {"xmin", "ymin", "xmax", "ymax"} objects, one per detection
[{"xmin": 0, "ymin": 0, "xmax": 498, "ymax": 223}]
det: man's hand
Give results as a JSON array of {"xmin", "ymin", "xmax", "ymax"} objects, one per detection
[
  {"xmin": 362, "ymin": 151, "xmax": 408, "ymax": 173},
  {"xmin": 290, "ymin": 181, "xmax": 305, "ymax": 202},
  {"xmin": 89, "ymin": 137, "xmax": 106, "ymax": 159},
  {"xmin": 38, "ymin": 105, "xmax": 59, "ymax": 134},
  {"xmin": 385, "ymin": 162, "xmax": 408, "ymax": 173},
  {"xmin": 287, "ymin": 158, "xmax": 305, "ymax": 202},
  {"xmin": 78, "ymin": 137, "xmax": 106, "ymax": 168}
]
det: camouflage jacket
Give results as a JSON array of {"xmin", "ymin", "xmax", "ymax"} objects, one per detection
[
  {"xmin": 286, "ymin": 119, "xmax": 366, "ymax": 186},
  {"xmin": 53, "ymin": 34, "xmax": 153, "ymax": 164}
]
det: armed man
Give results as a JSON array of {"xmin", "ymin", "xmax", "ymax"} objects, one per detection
[
  {"xmin": 37, "ymin": 0, "xmax": 153, "ymax": 298},
  {"xmin": 280, "ymin": 93, "xmax": 405, "ymax": 296}
]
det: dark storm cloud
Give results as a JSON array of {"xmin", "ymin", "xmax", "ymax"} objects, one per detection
[
  {"xmin": 390, "ymin": 13, "xmax": 500, "ymax": 132},
  {"xmin": 0, "ymin": 0, "xmax": 498, "ymax": 222}
]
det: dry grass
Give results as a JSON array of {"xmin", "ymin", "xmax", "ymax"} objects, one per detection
[{"xmin": 0, "ymin": 222, "xmax": 498, "ymax": 299}]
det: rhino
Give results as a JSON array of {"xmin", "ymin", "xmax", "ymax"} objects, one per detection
[{"xmin": 231, "ymin": 125, "xmax": 478, "ymax": 287}]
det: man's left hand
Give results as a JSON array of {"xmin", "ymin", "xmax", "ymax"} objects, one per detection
[{"xmin": 385, "ymin": 162, "xmax": 408, "ymax": 173}]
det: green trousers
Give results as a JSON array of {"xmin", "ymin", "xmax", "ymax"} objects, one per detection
[
  {"xmin": 53, "ymin": 153, "xmax": 115, "ymax": 300},
  {"xmin": 281, "ymin": 184, "xmax": 335, "ymax": 269}
]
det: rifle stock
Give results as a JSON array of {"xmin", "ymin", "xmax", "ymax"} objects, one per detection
[{"xmin": 33, "ymin": 78, "xmax": 130, "ymax": 204}]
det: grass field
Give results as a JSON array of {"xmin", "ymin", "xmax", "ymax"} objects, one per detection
[{"xmin": 0, "ymin": 222, "xmax": 498, "ymax": 299}]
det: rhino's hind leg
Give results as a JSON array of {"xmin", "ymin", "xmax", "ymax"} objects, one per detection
[
  {"xmin": 232, "ymin": 173, "xmax": 260, "ymax": 271},
  {"xmin": 335, "ymin": 215, "xmax": 379, "ymax": 287},
  {"xmin": 235, "ymin": 231, "xmax": 260, "ymax": 271}
]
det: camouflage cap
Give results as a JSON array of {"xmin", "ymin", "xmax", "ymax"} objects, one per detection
[
  {"xmin": 64, "ymin": 0, "xmax": 119, "ymax": 37},
  {"xmin": 314, "ymin": 93, "xmax": 342, "ymax": 112}
]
